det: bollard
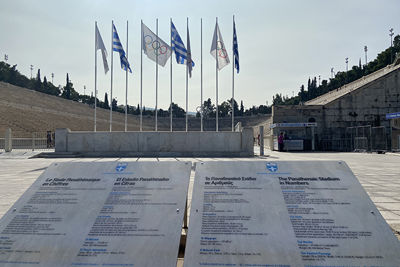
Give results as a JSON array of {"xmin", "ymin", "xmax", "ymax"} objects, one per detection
[
  {"xmin": 5, "ymin": 128, "xmax": 12, "ymax": 152},
  {"xmin": 183, "ymin": 198, "xmax": 188, "ymax": 229},
  {"xmin": 259, "ymin": 126, "xmax": 264, "ymax": 156}
]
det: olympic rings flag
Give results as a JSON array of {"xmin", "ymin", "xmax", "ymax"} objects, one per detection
[
  {"xmin": 142, "ymin": 23, "xmax": 171, "ymax": 67},
  {"xmin": 210, "ymin": 22, "xmax": 230, "ymax": 70}
]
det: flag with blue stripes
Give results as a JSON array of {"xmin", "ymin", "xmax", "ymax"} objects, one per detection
[
  {"xmin": 112, "ymin": 24, "xmax": 132, "ymax": 73},
  {"xmin": 171, "ymin": 21, "xmax": 195, "ymax": 68},
  {"xmin": 233, "ymin": 20, "xmax": 239, "ymax": 74}
]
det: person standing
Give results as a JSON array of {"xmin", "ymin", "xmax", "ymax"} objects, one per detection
[
  {"xmin": 46, "ymin": 131, "xmax": 52, "ymax": 148},
  {"xmin": 278, "ymin": 132, "xmax": 284, "ymax": 152}
]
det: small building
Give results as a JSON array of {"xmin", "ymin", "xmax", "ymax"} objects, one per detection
[
  {"xmin": 271, "ymin": 63, "xmax": 400, "ymax": 151},
  {"xmin": 270, "ymin": 122, "xmax": 317, "ymax": 151}
]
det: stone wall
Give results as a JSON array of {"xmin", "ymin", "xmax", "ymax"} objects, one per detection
[
  {"xmin": 322, "ymin": 68, "xmax": 400, "ymax": 137},
  {"xmin": 55, "ymin": 128, "xmax": 254, "ymax": 157}
]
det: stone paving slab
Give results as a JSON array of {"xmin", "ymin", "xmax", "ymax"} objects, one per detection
[{"xmin": 0, "ymin": 149, "xmax": 399, "ymax": 265}]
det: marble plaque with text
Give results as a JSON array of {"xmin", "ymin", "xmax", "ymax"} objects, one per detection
[
  {"xmin": 184, "ymin": 161, "xmax": 400, "ymax": 267},
  {"xmin": 0, "ymin": 161, "xmax": 191, "ymax": 267}
]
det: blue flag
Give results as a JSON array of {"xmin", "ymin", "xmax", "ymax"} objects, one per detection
[
  {"xmin": 112, "ymin": 24, "xmax": 132, "ymax": 73},
  {"xmin": 233, "ymin": 20, "xmax": 239, "ymax": 74},
  {"xmin": 171, "ymin": 21, "xmax": 195, "ymax": 68}
]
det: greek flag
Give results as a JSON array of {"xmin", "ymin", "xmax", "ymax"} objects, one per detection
[
  {"xmin": 112, "ymin": 24, "xmax": 132, "ymax": 73},
  {"xmin": 171, "ymin": 21, "xmax": 195, "ymax": 68},
  {"xmin": 233, "ymin": 20, "xmax": 239, "ymax": 74}
]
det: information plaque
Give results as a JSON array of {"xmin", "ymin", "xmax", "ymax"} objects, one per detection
[
  {"xmin": 184, "ymin": 161, "xmax": 400, "ymax": 267},
  {"xmin": 0, "ymin": 161, "xmax": 191, "ymax": 267}
]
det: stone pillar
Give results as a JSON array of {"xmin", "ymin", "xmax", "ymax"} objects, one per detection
[
  {"xmin": 241, "ymin": 127, "xmax": 254, "ymax": 156},
  {"xmin": 55, "ymin": 128, "xmax": 70, "ymax": 152},
  {"xmin": 259, "ymin": 126, "xmax": 264, "ymax": 156},
  {"xmin": 269, "ymin": 135, "xmax": 274, "ymax": 151},
  {"xmin": 5, "ymin": 128, "xmax": 12, "ymax": 152},
  {"xmin": 311, "ymin": 127, "xmax": 315, "ymax": 151}
]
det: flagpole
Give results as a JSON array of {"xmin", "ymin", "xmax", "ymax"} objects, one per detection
[
  {"xmin": 155, "ymin": 18, "xmax": 158, "ymax": 132},
  {"xmin": 94, "ymin": 21, "xmax": 97, "ymax": 132},
  {"xmin": 170, "ymin": 18, "xmax": 173, "ymax": 132},
  {"xmin": 215, "ymin": 17, "xmax": 219, "ymax": 132},
  {"xmin": 140, "ymin": 20, "xmax": 143, "ymax": 132},
  {"xmin": 200, "ymin": 18, "xmax": 203, "ymax": 132},
  {"xmin": 125, "ymin": 20, "xmax": 129, "ymax": 132},
  {"xmin": 185, "ymin": 17, "xmax": 189, "ymax": 132},
  {"xmin": 110, "ymin": 21, "xmax": 114, "ymax": 132},
  {"xmin": 231, "ymin": 15, "xmax": 235, "ymax": 132}
]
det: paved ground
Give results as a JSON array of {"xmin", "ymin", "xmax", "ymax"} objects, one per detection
[{"xmin": 0, "ymin": 148, "xmax": 399, "ymax": 267}]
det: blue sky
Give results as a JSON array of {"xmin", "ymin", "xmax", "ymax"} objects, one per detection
[{"xmin": 1, "ymin": 0, "xmax": 399, "ymax": 111}]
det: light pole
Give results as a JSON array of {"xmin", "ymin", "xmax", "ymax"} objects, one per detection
[
  {"xmin": 331, "ymin": 67, "xmax": 334, "ymax": 79},
  {"xmin": 30, "ymin": 65, "xmax": 34, "ymax": 79},
  {"xmin": 51, "ymin": 73, "xmax": 54, "ymax": 84},
  {"xmin": 389, "ymin": 28, "xmax": 394, "ymax": 64},
  {"xmin": 84, "ymin": 85, "xmax": 86, "ymax": 96},
  {"xmin": 4, "ymin": 55, "xmax": 8, "ymax": 62},
  {"xmin": 364, "ymin": 46, "xmax": 368, "ymax": 65},
  {"xmin": 318, "ymin": 75, "xmax": 321, "ymax": 86},
  {"xmin": 345, "ymin": 57, "xmax": 349, "ymax": 72}
]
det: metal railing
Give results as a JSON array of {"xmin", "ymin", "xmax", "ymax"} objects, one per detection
[
  {"xmin": 371, "ymin": 126, "xmax": 387, "ymax": 152},
  {"xmin": 318, "ymin": 125, "xmax": 389, "ymax": 152},
  {"xmin": 346, "ymin": 125, "xmax": 372, "ymax": 151},
  {"xmin": 1, "ymin": 130, "xmax": 54, "ymax": 152},
  {"xmin": 320, "ymin": 138, "xmax": 352, "ymax": 152}
]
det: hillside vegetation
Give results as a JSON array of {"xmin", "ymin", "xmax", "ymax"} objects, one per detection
[{"xmin": 273, "ymin": 35, "xmax": 400, "ymax": 106}]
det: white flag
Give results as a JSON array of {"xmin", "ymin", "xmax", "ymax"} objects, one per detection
[
  {"xmin": 142, "ymin": 23, "xmax": 171, "ymax": 67},
  {"xmin": 95, "ymin": 24, "xmax": 109, "ymax": 74},
  {"xmin": 210, "ymin": 22, "xmax": 230, "ymax": 70}
]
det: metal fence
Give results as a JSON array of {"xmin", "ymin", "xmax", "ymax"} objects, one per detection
[
  {"xmin": 346, "ymin": 125, "xmax": 372, "ymax": 151},
  {"xmin": 319, "ymin": 125, "xmax": 388, "ymax": 152},
  {"xmin": 371, "ymin": 126, "xmax": 387, "ymax": 152},
  {"xmin": 0, "ymin": 131, "xmax": 54, "ymax": 152},
  {"xmin": 320, "ymin": 138, "xmax": 352, "ymax": 152},
  {"xmin": 345, "ymin": 125, "xmax": 387, "ymax": 152}
]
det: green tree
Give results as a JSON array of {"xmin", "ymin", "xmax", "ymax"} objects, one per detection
[
  {"xmin": 299, "ymin": 85, "xmax": 306, "ymax": 102},
  {"xmin": 62, "ymin": 73, "xmax": 72, "ymax": 99},
  {"xmin": 112, "ymin": 98, "xmax": 118, "ymax": 110},
  {"xmin": 104, "ymin": 92, "xmax": 109, "ymax": 109},
  {"xmin": 42, "ymin": 76, "xmax": 48, "ymax": 93},
  {"xmin": 229, "ymin": 98, "xmax": 239, "ymax": 116},
  {"xmin": 240, "ymin": 100, "xmax": 244, "ymax": 116},
  {"xmin": 218, "ymin": 101, "xmax": 231, "ymax": 117},
  {"xmin": 170, "ymin": 102, "xmax": 185, "ymax": 118},
  {"xmin": 202, "ymin": 98, "xmax": 215, "ymax": 117},
  {"xmin": 34, "ymin": 69, "xmax": 42, "ymax": 92},
  {"xmin": 272, "ymin": 93, "xmax": 284, "ymax": 105}
]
